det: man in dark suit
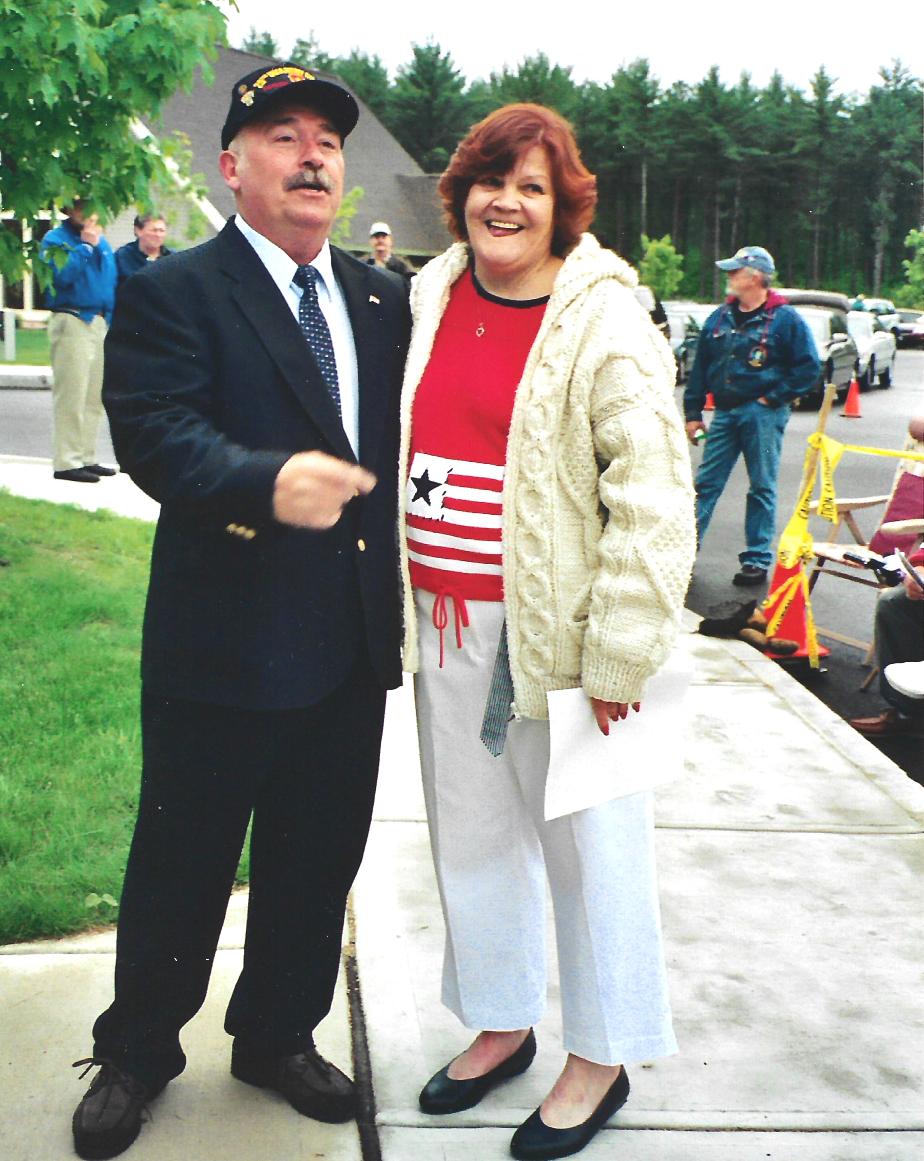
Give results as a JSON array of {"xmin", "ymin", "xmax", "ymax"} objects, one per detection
[{"xmin": 71, "ymin": 64, "xmax": 410, "ymax": 1160}]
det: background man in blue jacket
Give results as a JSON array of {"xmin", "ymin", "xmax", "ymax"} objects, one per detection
[
  {"xmin": 39, "ymin": 199, "xmax": 117, "ymax": 483},
  {"xmin": 683, "ymin": 246, "xmax": 819, "ymax": 586},
  {"xmin": 114, "ymin": 212, "xmax": 172, "ymax": 287}
]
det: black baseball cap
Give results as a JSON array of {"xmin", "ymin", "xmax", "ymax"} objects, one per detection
[{"xmin": 221, "ymin": 63, "xmax": 359, "ymax": 150}]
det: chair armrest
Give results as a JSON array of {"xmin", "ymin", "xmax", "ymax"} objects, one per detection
[
  {"xmin": 880, "ymin": 518, "xmax": 924, "ymax": 537},
  {"xmin": 808, "ymin": 495, "xmax": 890, "ymax": 514},
  {"xmin": 812, "ymin": 542, "xmax": 872, "ymax": 566}
]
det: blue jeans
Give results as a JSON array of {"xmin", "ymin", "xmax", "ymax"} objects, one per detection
[{"xmin": 695, "ymin": 400, "xmax": 790, "ymax": 570}]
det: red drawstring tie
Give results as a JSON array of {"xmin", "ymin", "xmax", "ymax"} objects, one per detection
[{"xmin": 431, "ymin": 588, "xmax": 470, "ymax": 668}]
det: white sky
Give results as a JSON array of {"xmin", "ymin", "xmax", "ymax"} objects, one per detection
[{"xmin": 223, "ymin": 0, "xmax": 921, "ymax": 98}]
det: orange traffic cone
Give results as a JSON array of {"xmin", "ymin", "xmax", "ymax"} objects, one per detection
[
  {"xmin": 840, "ymin": 377, "xmax": 862, "ymax": 418},
  {"xmin": 704, "ymin": 392, "xmax": 716, "ymax": 411},
  {"xmin": 762, "ymin": 561, "xmax": 830, "ymax": 662}
]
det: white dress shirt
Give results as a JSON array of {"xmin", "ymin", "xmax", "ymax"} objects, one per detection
[{"xmin": 234, "ymin": 215, "xmax": 360, "ymax": 457}]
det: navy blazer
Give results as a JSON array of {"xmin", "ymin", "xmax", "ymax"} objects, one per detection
[{"xmin": 103, "ymin": 219, "xmax": 410, "ymax": 710}]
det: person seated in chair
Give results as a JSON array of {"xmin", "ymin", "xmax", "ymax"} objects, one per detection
[{"xmin": 850, "ymin": 548, "xmax": 924, "ymax": 737}]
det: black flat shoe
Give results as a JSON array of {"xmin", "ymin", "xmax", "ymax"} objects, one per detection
[
  {"xmin": 419, "ymin": 1029, "xmax": 536, "ymax": 1114},
  {"xmin": 509, "ymin": 1067, "xmax": 630, "ymax": 1160},
  {"xmin": 54, "ymin": 468, "xmax": 99, "ymax": 483}
]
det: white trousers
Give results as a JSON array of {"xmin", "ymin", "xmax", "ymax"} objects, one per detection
[{"xmin": 414, "ymin": 592, "xmax": 678, "ymax": 1066}]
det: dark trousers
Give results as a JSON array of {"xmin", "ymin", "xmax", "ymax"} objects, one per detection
[
  {"xmin": 92, "ymin": 659, "xmax": 387, "ymax": 1089},
  {"xmin": 876, "ymin": 585, "xmax": 924, "ymax": 716}
]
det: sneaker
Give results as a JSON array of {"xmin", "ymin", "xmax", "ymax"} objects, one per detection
[
  {"xmin": 72, "ymin": 1058, "xmax": 159, "ymax": 1159},
  {"xmin": 733, "ymin": 565, "xmax": 768, "ymax": 586}
]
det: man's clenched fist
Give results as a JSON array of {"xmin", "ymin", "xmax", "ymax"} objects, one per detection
[{"xmin": 273, "ymin": 450, "xmax": 376, "ymax": 529}]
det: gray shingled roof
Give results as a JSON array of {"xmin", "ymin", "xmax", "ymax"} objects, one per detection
[{"xmin": 151, "ymin": 46, "xmax": 449, "ymax": 257}]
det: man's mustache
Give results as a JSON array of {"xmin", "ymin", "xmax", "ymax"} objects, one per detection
[{"xmin": 284, "ymin": 167, "xmax": 334, "ymax": 193}]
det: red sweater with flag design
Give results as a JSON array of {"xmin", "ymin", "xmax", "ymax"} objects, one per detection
[{"xmin": 406, "ymin": 267, "xmax": 547, "ymax": 601}]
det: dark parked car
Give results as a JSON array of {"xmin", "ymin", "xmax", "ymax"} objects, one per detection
[
  {"xmin": 791, "ymin": 305, "xmax": 859, "ymax": 409},
  {"xmin": 778, "ymin": 288, "xmax": 851, "ymax": 312},
  {"xmin": 896, "ymin": 308, "xmax": 924, "ymax": 348},
  {"xmin": 908, "ymin": 314, "xmax": 924, "ymax": 348}
]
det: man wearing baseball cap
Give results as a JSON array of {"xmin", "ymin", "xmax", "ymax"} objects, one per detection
[
  {"xmin": 366, "ymin": 220, "xmax": 414, "ymax": 280},
  {"xmin": 683, "ymin": 245, "xmax": 818, "ymax": 586},
  {"xmin": 70, "ymin": 63, "xmax": 410, "ymax": 1157}
]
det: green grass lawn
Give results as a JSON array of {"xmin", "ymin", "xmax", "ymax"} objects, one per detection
[
  {"xmin": 0, "ymin": 491, "xmax": 249, "ymax": 944},
  {"xmin": 1, "ymin": 326, "xmax": 50, "ymax": 365}
]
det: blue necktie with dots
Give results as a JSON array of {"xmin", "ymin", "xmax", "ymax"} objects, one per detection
[{"xmin": 293, "ymin": 264, "xmax": 341, "ymax": 416}]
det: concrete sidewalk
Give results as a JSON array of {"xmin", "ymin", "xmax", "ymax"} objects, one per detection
[
  {"xmin": 0, "ymin": 364, "xmax": 52, "ymax": 389},
  {"xmin": 0, "ymin": 454, "xmax": 157, "ymax": 520},
  {"xmin": 3, "ymin": 456, "xmax": 923, "ymax": 1160}
]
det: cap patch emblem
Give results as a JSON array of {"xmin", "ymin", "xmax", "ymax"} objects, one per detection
[{"xmin": 239, "ymin": 66, "xmax": 315, "ymax": 107}]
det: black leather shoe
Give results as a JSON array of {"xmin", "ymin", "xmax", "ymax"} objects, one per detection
[
  {"xmin": 84, "ymin": 463, "xmax": 118, "ymax": 476},
  {"xmin": 733, "ymin": 564, "xmax": 768, "ymax": 586},
  {"xmin": 54, "ymin": 468, "xmax": 99, "ymax": 483},
  {"xmin": 510, "ymin": 1067, "xmax": 630, "ymax": 1160},
  {"xmin": 71, "ymin": 1057, "xmax": 161, "ymax": 1159},
  {"xmin": 419, "ymin": 1029, "xmax": 536, "ymax": 1115},
  {"xmin": 231, "ymin": 1041, "xmax": 357, "ymax": 1123}
]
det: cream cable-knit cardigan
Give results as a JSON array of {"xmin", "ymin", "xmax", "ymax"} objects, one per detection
[{"xmin": 398, "ymin": 234, "xmax": 696, "ymax": 718}]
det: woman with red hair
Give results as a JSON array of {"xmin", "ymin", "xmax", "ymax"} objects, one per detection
[{"xmin": 398, "ymin": 104, "xmax": 695, "ymax": 1159}]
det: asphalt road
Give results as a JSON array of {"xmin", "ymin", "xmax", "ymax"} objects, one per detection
[
  {"xmin": 684, "ymin": 349, "xmax": 924, "ymax": 785},
  {"xmin": 2, "ymin": 352, "xmax": 922, "ymax": 782}
]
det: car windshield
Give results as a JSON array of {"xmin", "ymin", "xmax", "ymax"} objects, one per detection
[
  {"xmin": 794, "ymin": 308, "xmax": 829, "ymax": 346},
  {"xmin": 680, "ymin": 305, "xmax": 716, "ymax": 332},
  {"xmin": 847, "ymin": 314, "xmax": 873, "ymax": 340},
  {"xmin": 665, "ymin": 302, "xmax": 716, "ymax": 347}
]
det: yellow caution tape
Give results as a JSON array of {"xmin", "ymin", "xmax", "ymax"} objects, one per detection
[
  {"xmin": 838, "ymin": 443, "xmax": 924, "ymax": 462},
  {"xmin": 764, "ymin": 572, "xmax": 802, "ymax": 634},
  {"xmin": 776, "ymin": 477, "xmax": 816, "ymax": 568},
  {"xmin": 809, "ymin": 434, "xmax": 844, "ymax": 522},
  {"xmin": 776, "ymin": 433, "xmax": 827, "ymax": 568},
  {"xmin": 768, "ymin": 433, "xmax": 921, "ymax": 670},
  {"xmin": 763, "ymin": 568, "xmax": 821, "ymax": 667}
]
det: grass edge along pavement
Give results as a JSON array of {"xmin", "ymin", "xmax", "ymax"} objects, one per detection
[
  {"xmin": 1, "ymin": 327, "xmax": 50, "ymax": 366},
  {"xmin": 0, "ymin": 490, "xmax": 251, "ymax": 944}
]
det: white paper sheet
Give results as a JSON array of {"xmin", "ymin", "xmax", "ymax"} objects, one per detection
[{"xmin": 544, "ymin": 654, "xmax": 691, "ymax": 820}]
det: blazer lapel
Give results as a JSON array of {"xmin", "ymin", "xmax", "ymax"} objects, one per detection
[
  {"xmin": 218, "ymin": 223, "xmax": 355, "ymax": 462},
  {"xmin": 331, "ymin": 248, "xmax": 389, "ymax": 469}
]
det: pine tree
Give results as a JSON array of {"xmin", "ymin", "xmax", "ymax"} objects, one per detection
[
  {"xmin": 240, "ymin": 26, "xmax": 279, "ymax": 58},
  {"xmin": 389, "ymin": 43, "xmax": 472, "ymax": 173}
]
